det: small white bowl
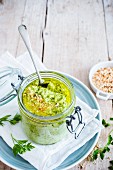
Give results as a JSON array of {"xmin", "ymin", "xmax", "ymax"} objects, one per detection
[{"xmin": 89, "ymin": 61, "xmax": 113, "ymax": 100}]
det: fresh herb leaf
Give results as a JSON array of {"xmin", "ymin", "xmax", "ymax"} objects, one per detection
[
  {"xmin": 0, "ymin": 115, "xmax": 11, "ymax": 126},
  {"xmin": 11, "ymin": 134, "xmax": 35, "ymax": 156},
  {"xmin": 108, "ymin": 166, "xmax": 113, "ymax": 170},
  {"xmin": 92, "ymin": 149, "xmax": 99, "ymax": 160},
  {"xmin": 108, "ymin": 160, "xmax": 113, "ymax": 170},
  {"xmin": 91, "ymin": 132, "xmax": 113, "ymax": 161},
  {"xmin": 0, "ymin": 114, "xmax": 21, "ymax": 126},
  {"xmin": 110, "ymin": 118, "xmax": 113, "ymax": 121},
  {"xmin": 110, "ymin": 160, "xmax": 113, "ymax": 165},
  {"xmin": 102, "ymin": 119, "xmax": 110, "ymax": 127},
  {"xmin": 17, "ymin": 140, "xmax": 28, "ymax": 145},
  {"xmin": 100, "ymin": 151, "xmax": 104, "ymax": 160},
  {"xmin": 13, "ymin": 144, "xmax": 22, "ymax": 156},
  {"xmin": 102, "ymin": 146, "xmax": 110, "ymax": 153},
  {"xmin": 90, "ymin": 118, "xmax": 113, "ymax": 169},
  {"xmin": 107, "ymin": 135, "xmax": 113, "ymax": 145},
  {"xmin": 9, "ymin": 114, "xmax": 22, "ymax": 125}
]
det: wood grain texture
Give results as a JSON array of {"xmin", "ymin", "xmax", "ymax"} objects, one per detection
[
  {"xmin": 15, "ymin": 0, "xmax": 47, "ymax": 59},
  {"xmin": 103, "ymin": 0, "xmax": 113, "ymax": 60},
  {"xmin": 0, "ymin": 0, "xmax": 3, "ymax": 4},
  {"xmin": 0, "ymin": 0, "xmax": 113, "ymax": 170},
  {"xmin": 43, "ymin": 0, "xmax": 108, "ymax": 84},
  {"xmin": 0, "ymin": 0, "xmax": 26, "ymax": 57},
  {"xmin": 0, "ymin": 161, "xmax": 15, "ymax": 170}
]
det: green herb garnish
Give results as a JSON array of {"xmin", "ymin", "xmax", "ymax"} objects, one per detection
[
  {"xmin": 0, "ymin": 115, "xmax": 11, "ymax": 126},
  {"xmin": 102, "ymin": 119, "xmax": 110, "ymax": 127},
  {"xmin": 0, "ymin": 114, "xmax": 21, "ymax": 126},
  {"xmin": 11, "ymin": 134, "xmax": 35, "ymax": 156},
  {"xmin": 102, "ymin": 118, "xmax": 113, "ymax": 128},
  {"xmin": 108, "ymin": 160, "xmax": 113, "ymax": 170},
  {"xmin": 91, "ymin": 118, "xmax": 113, "ymax": 161},
  {"xmin": 9, "ymin": 114, "xmax": 22, "ymax": 125},
  {"xmin": 91, "ymin": 133, "xmax": 113, "ymax": 161}
]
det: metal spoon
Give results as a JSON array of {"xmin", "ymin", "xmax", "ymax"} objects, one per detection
[{"xmin": 18, "ymin": 25, "xmax": 48, "ymax": 88}]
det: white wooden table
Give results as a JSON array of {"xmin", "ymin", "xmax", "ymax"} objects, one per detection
[{"xmin": 0, "ymin": 0, "xmax": 113, "ymax": 169}]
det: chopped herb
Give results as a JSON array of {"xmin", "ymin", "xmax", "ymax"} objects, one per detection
[
  {"xmin": 91, "ymin": 129, "xmax": 113, "ymax": 161},
  {"xmin": 0, "ymin": 114, "xmax": 21, "ymax": 126},
  {"xmin": 86, "ymin": 117, "xmax": 113, "ymax": 169},
  {"xmin": 108, "ymin": 167, "xmax": 113, "ymax": 170},
  {"xmin": 11, "ymin": 134, "xmax": 35, "ymax": 156},
  {"xmin": 108, "ymin": 160, "xmax": 113, "ymax": 170},
  {"xmin": 100, "ymin": 152, "xmax": 104, "ymax": 160},
  {"xmin": 9, "ymin": 114, "xmax": 22, "ymax": 125},
  {"xmin": 102, "ymin": 119, "xmax": 110, "ymax": 127},
  {"xmin": 107, "ymin": 135, "xmax": 113, "ymax": 145},
  {"xmin": 0, "ymin": 115, "xmax": 11, "ymax": 126},
  {"xmin": 92, "ymin": 149, "xmax": 99, "ymax": 160},
  {"xmin": 109, "ymin": 160, "xmax": 113, "ymax": 165}
]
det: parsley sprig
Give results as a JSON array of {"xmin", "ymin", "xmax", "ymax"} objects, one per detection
[
  {"xmin": 0, "ymin": 115, "xmax": 11, "ymax": 126},
  {"xmin": 11, "ymin": 134, "xmax": 35, "ymax": 156},
  {"xmin": 0, "ymin": 114, "xmax": 21, "ymax": 126},
  {"xmin": 92, "ymin": 132, "xmax": 113, "ymax": 160},
  {"xmin": 91, "ymin": 118, "xmax": 113, "ymax": 161},
  {"xmin": 9, "ymin": 114, "xmax": 22, "ymax": 125}
]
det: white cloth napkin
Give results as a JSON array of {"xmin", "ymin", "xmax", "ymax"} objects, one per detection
[{"xmin": 0, "ymin": 52, "xmax": 102, "ymax": 170}]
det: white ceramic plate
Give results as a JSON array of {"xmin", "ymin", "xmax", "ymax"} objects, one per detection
[{"xmin": 0, "ymin": 73, "xmax": 101, "ymax": 170}]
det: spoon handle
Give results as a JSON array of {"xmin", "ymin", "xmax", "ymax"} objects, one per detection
[{"xmin": 18, "ymin": 25, "xmax": 43, "ymax": 84}]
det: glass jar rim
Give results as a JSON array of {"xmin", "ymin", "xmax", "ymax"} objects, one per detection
[{"xmin": 18, "ymin": 71, "xmax": 75, "ymax": 121}]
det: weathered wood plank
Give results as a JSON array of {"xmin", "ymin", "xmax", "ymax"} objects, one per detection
[
  {"xmin": 43, "ymin": 0, "xmax": 108, "ymax": 85},
  {"xmin": 43, "ymin": 0, "xmax": 113, "ymax": 169},
  {"xmin": 16, "ymin": 0, "xmax": 47, "ymax": 59},
  {"xmin": 0, "ymin": 161, "xmax": 15, "ymax": 170},
  {"xmin": 103, "ymin": 0, "xmax": 113, "ymax": 60},
  {"xmin": 0, "ymin": 0, "xmax": 26, "ymax": 57}
]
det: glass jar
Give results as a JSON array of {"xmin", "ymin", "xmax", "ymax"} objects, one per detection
[{"xmin": 18, "ymin": 71, "xmax": 76, "ymax": 145}]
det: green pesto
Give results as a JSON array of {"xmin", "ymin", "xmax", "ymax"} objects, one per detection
[{"xmin": 22, "ymin": 78, "xmax": 71, "ymax": 117}]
